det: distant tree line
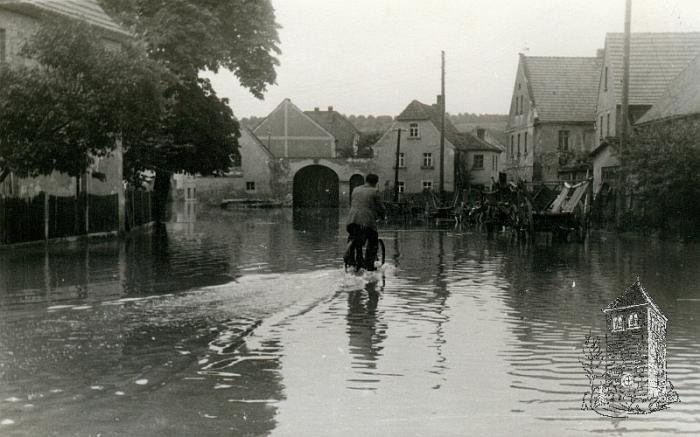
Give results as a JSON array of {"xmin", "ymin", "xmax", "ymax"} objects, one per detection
[{"xmin": 241, "ymin": 112, "xmax": 508, "ymax": 134}]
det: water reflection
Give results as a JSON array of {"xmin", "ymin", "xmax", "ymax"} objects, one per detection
[{"xmin": 346, "ymin": 282, "xmax": 387, "ymax": 385}]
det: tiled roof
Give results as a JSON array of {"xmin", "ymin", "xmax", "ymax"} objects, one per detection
[
  {"xmin": 603, "ymin": 279, "xmax": 664, "ymax": 319},
  {"xmin": 397, "ymin": 100, "xmax": 500, "ymax": 153},
  {"xmin": 522, "ymin": 56, "xmax": 601, "ymax": 122},
  {"xmin": 636, "ymin": 52, "xmax": 700, "ymax": 124},
  {"xmin": 304, "ymin": 109, "xmax": 361, "ymax": 151},
  {"xmin": 605, "ymin": 32, "xmax": 700, "ymax": 106},
  {"xmin": 0, "ymin": 0, "xmax": 129, "ymax": 39}
]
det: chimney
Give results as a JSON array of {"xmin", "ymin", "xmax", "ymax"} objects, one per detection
[
  {"xmin": 476, "ymin": 128, "xmax": 486, "ymax": 140},
  {"xmin": 436, "ymin": 95, "xmax": 443, "ymax": 107},
  {"xmin": 314, "ymin": 107, "xmax": 319, "ymax": 111},
  {"xmin": 328, "ymin": 106, "xmax": 333, "ymax": 112},
  {"xmin": 596, "ymin": 48, "xmax": 604, "ymax": 58}
]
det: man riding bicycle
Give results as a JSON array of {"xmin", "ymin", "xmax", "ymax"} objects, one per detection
[{"xmin": 344, "ymin": 173, "xmax": 386, "ymax": 271}]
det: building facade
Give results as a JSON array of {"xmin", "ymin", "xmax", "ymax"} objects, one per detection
[
  {"xmin": 507, "ymin": 54, "xmax": 601, "ymax": 183},
  {"xmin": 594, "ymin": 32, "xmax": 700, "ymax": 148},
  {"xmin": 372, "ymin": 98, "xmax": 501, "ymax": 198}
]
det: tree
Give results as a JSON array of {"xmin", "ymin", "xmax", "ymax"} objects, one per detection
[
  {"xmin": 0, "ymin": 19, "xmax": 166, "ymax": 182},
  {"xmin": 99, "ymin": 0, "xmax": 281, "ymax": 218},
  {"xmin": 616, "ymin": 117, "xmax": 700, "ymax": 239}
]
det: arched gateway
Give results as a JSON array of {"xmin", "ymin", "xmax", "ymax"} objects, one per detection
[{"xmin": 293, "ymin": 165, "xmax": 340, "ymax": 208}]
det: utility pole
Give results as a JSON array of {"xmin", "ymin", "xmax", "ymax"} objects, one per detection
[
  {"xmin": 393, "ymin": 128, "xmax": 404, "ymax": 202},
  {"xmin": 439, "ymin": 51, "xmax": 446, "ymax": 203},
  {"xmin": 617, "ymin": 0, "xmax": 631, "ymax": 228}
]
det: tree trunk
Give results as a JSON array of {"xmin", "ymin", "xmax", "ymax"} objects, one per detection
[{"xmin": 153, "ymin": 171, "xmax": 172, "ymax": 224}]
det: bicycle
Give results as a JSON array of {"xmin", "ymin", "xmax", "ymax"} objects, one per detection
[{"xmin": 344, "ymin": 235, "xmax": 385, "ymax": 272}]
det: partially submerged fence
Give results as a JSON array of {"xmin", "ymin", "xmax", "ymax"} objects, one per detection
[{"xmin": 1, "ymin": 189, "xmax": 153, "ymax": 245}]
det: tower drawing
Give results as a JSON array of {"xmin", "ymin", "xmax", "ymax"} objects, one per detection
[{"xmin": 602, "ymin": 279, "xmax": 667, "ymax": 399}]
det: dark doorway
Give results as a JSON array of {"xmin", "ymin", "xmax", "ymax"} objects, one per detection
[
  {"xmin": 293, "ymin": 165, "xmax": 340, "ymax": 208},
  {"xmin": 349, "ymin": 174, "xmax": 365, "ymax": 204}
]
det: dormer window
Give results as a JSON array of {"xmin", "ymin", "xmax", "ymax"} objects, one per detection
[
  {"xmin": 628, "ymin": 312, "xmax": 639, "ymax": 329},
  {"xmin": 409, "ymin": 123, "xmax": 419, "ymax": 138},
  {"xmin": 612, "ymin": 315, "xmax": 623, "ymax": 332}
]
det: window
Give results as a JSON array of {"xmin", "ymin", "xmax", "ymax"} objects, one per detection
[
  {"xmin": 422, "ymin": 153, "xmax": 433, "ymax": 168},
  {"xmin": 398, "ymin": 152, "xmax": 405, "ymax": 168},
  {"xmin": 422, "ymin": 180, "xmax": 433, "ymax": 191},
  {"xmin": 628, "ymin": 312, "xmax": 639, "ymax": 329},
  {"xmin": 558, "ymin": 130, "xmax": 570, "ymax": 151},
  {"xmin": 604, "ymin": 66, "xmax": 608, "ymax": 91},
  {"xmin": 229, "ymin": 152, "xmax": 241, "ymax": 167},
  {"xmin": 517, "ymin": 134, "xmax": 521, "ymax": 156},
  {"xmin": 473, "ymin": 155, "xmax": 484, "ymax": 169},
  {"xmin": 600, "ymin": 116, "xmax": 604, "ymax": 140},
  {"xmin": 409, "ymin": 123, "xmax": 419, "ymax": 138},
  {"xmin": 510, "ymin": 136, "xmax": 515, "ymax": 159},
  {"xmin": 492, "ymin": 155, "xmax": 498, "ymax": 171},
  {"xmin": 524, "ymin": 132, "xmax": 528, "ymax": 154},
  {"xmin": 606, "ymin": 113, "xmax": 611, "ymax": 137},
  {"xmin": 397, "ymin": 181, "xmax": 405, "ymax": 193},
  {"xmin": 0, "ymin": 29, "xmax": 5, "ymax": 62},
  {"xmin": 246, "ymin": 181, "xmax": 256, "ymax": 191},
  {"xmin": 612, "ymin": 315, "xmax": 623, "ymax": 332}
]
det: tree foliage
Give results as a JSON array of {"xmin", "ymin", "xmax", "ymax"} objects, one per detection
[
  {"xmin": 0, "ymin": 19, "xmax": 166, "ymax": 179},
  {"xmin": 99, "ymin": 0, "xmax": 281, "ymax": 183},
  {"xmin": 616, "ymin": 117, "xmax": 700, "ymax": 238},
  {"xmin": 99, "ymin": 0, "xmax": 281, "ymax": 94}
]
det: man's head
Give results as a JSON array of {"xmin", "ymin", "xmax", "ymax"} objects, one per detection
[{"xmin": 365, "ymin": 173, "xmax": 379, "ymax": 187}]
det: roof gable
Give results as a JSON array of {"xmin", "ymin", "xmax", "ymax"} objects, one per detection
[
  {"xmin": 637, "ymin": 52, "xmax": 700, "ymax": 124},
  {"xmin": 396, "ymin": 99, "xmax": 465, "ymax": 146},
  {"xmin": 605, "ymin": 32, "xmax": 700, "ymax": 106},
  {"xmin": 522, "ymin": 56, "xmax": 601, "ymax": 122},
  {"xmin": 603, "ymin": 279, "xmax": 665, "ymax": 319},
  {"xmin": 253, "ymin": 99, "xmax": 332, "ymax": 139},
  {"xmin": 304, "ymin": 109, "xmax": 360, "ymax": 150}
]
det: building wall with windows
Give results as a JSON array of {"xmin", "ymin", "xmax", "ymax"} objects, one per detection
[
  {"xmin": 372, "ymin": 117, "xmax": 456, "ymax": 195},
  {"xmin": 507, "ymin": 54, "xmax": 600, "ymax": 183},
  {"xmin": 194, "ymin": 127, "xmax": 277, "ymax": 202}
]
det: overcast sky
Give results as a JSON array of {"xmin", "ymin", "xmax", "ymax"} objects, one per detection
[{"xmin": 204, "ymin": 0, "xmax": 700, "ymax": 119}]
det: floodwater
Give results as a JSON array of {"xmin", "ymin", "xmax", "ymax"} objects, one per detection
[{"xmin": 1, "ymin": 203, "xmax": 699, "ymax": 436}]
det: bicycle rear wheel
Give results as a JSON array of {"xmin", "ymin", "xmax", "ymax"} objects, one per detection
[{"xmin": 376, "ymin": 239, "xmax": 385, "ymax": 267}]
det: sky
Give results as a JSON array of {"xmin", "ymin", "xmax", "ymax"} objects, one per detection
[{"xmin": 204, "ymin": 0, "xmax": 700, "ymax": 119}]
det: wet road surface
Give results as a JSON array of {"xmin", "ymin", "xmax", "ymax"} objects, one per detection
[{"xmin": 1, "ymin": 204, "xmax": 699, "ymax": 436}]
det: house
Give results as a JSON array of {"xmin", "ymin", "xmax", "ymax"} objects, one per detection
[
  {"xmin": 471, "ymin": 126, "xmax": 507, "ymax": 176},
  {"xmin": 594, "ymin": 32, "xmax": 700, "ymax": 147},
  {"xmin": 506, "ymin": 54, "xmax": 601, "ymax": 183},
  {"xmin": 252, "ymin": 98, "xmax": 336, "ymax": 158},
  {"xmin": 0, "ymin": 0, "xmax": 132, "ymax": 242},
  {"xmin": 602, "ymin": 279, "xmax": 667, "ymax": 399},
  {"xmin": 195, "ymin": 126, "xmax": 280, "ymax": 202},
  {"xmin": 372, "ymin": 97, "xmax": 502, "ymax": 197},
  {"xmin": 304, "ymin": 106, "xmax": 362, "ymax": 158}
]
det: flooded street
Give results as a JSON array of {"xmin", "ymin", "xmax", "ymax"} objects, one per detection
[{"xmin": 1, "ymin": 203, "xmax": 699, "ymax": 436}]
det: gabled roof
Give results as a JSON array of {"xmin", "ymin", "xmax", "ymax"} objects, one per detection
[
  {"xmin": 240, "ymin": 125, "xmax": 274, "ymax": 159},
  {"xmin": 603, "ymin": 279, "xmax": 665, "ymax": 320},
  {"xmin": 636, "ymin": 52, "xmax": 700, "ymax": 124},
  {"xmin": 521, "ymin": 55, "xmax": 601, "ymax": 123},
  {"xmin": 0, "ymin": 0, "xmax": 130, "ymax": 41},
  {"xmin": 304, "ymin": 108, "xmax": 361, "ymax": 151},
  {"xmin": 396, "ymin": 100, "xmax": 501, "ymax": 154},
  {"xmin": 605, "ymin": 32, "xmax": 700, "ymax": 106}
]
